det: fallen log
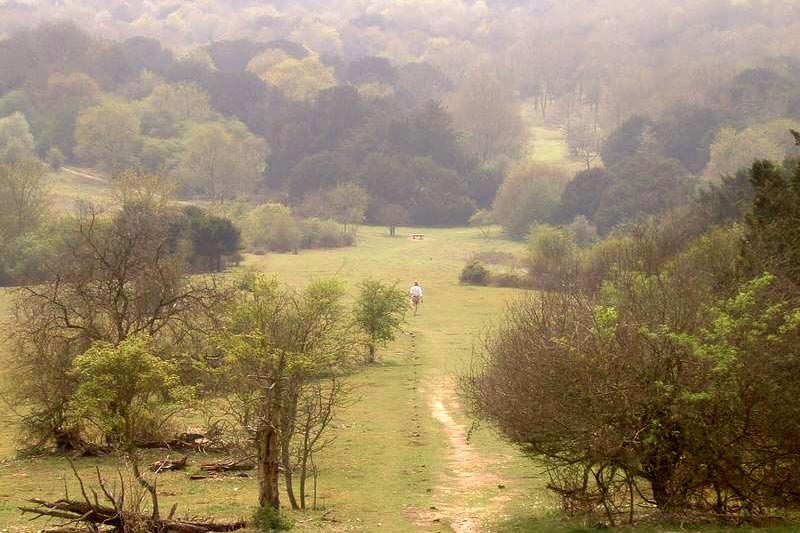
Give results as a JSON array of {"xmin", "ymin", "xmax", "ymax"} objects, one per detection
[
  {"xmin": 151, "ymin": 455, "xmax": 189, "ymax": 472},
  {"xmin": 19, "ymin": 499, "xmax": 246, "ymax": 532},
  {"xmin": 136, "ymin": 432, "xmax": 216, "ymax": 451},
  {"xmin": 19, "ymin": 459, "xmax": 246, "ymax": 533},
  {"xmin": 199, "ymin": 458, "xmax": 254, "ymax": 473},
  {"xmin": 134, "ymin": 430, "xmax": 238, "ymax": 453}
]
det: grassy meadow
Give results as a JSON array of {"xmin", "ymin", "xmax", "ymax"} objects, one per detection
[
  {"xmin": 0, "ymin": 226, "xmax": 551, "ymax": 533},
  {"xmin": 2, "ymin": 226, "xmax": 796, "ymax": 532},
  {"xmin": 521, "ymin": 101, "xmax": 591, "ymax": 176},
  {"xmin": 1, "ymin": 155, "xmax": 796, "ymax": 533}
]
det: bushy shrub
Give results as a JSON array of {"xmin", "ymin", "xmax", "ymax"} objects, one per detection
[
  {"xmin": 567, "ymin": 215, "xmax": 598, "ymax": 248},
  {"xmin": 459, "ymin": 260, "xmax": 491, "ymax": 286},
  {"xmin": 71, "ymin": 335, "xmax": 193, "ymax": 448},
  {"xmin": 267, "ymin": 216, "xmax": 302, "ymax": 253},
  {"xmin": 252, "ymin": 506, "xmax": 293, "ymax": 532},
  {"xmin": 241, "ymin": 203, "xmax": 355, "ymax": 254},
  {"xmin": 490, "ymin": 272, "xmax": 527, "ymax": 288},
  {"xmin": 465, "ymin": 225, "xmax": 800, "ymax": 522},
  {"xmin": 316, "ymin": 219, "xmax": 346, "ymax": 248},
  {"xmin": 46, "ymin": 147, "xmax": 65, "ymax": 170},
  {"xmin": 526, "ymin": 224, "xmax": 580, "ymax": 291},
  {"xmin": 466, "ymin": 162, "xmax": 800, "ymax": 521},
  {"xmin": 243, "ymin": 203, "xmax": 301, "ymax": 253},
  {"xmin": 579, "ymin": 233, "xmax": 634, "ymax": 293},
  {"xmin": 297, "ymin": 218, "xmax": 354, "ymax": 249},
  {"xmin": 492, "ymin": 163, "xmax": 570, "ymax": 238},
  {"xmin": 579, "ymin": 206, "xmax": 709, "ymax": 293}
]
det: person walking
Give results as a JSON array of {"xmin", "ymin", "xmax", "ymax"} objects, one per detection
[{"xmin": 409, "ymin": 281, "xmax": 423, "ymax": 315}]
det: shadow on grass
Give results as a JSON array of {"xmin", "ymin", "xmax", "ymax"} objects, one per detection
[
  {"xmin": 494, "ymin": 514, "xmax": 800, "ymax": 533},
  {"xmin": 494, "ymin": 514, "xmax": 595, "ymax": 533}
]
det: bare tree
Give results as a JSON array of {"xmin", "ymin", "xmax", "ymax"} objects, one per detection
[
  {"xmin": 217, "ymin": 276, "xmax": 356, "ymax": 511},
  {"xmin": 564, "ymin": 111, "xmax": 602, "ymax": 170},
  {"xmin": 285, "ymin": 375, "xmax": 348, "ymax": 510},
  {"xmin": 380, "ymin": 204, "xmax": 411, "ymax": 237},
  {"xmin": 9, "ymin": 188, "xmax": 224, "ymax": 451},
  {"xmin": 0, "ymin": 158, "xmax": 49, "ymax": 243}
]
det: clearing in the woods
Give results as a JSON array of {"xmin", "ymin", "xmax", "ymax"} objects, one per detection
[
  {"xmin": 1, "ymin": 168, "xmax": 797, "ymax": 533},
  {"xmin": 0, "ymin": 226, "xmax": 551, "ymax": 533},
  {"xmin": 2, "ymin": 227, "xmax": 798, "ymax": 532}
]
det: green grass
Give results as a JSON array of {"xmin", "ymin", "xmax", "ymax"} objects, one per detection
[
  {"xmin": 0, "ymin": 228, "xmax": 535, "ymax": 532},
  {"xmin": 521, "ymin": 102, "xmax": 587, "ymax": 175},
  {"xmin": 47, "ymin": 167, "xmax": 115, "ymax": 212},
  {"xmin": 0, "ymin": 227, "xmax": 796, "ymax": 532}
]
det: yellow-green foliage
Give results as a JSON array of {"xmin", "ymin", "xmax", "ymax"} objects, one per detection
[
  {"xmin": 492, "ymin": 162, "xmax": 570, "ymax": 238},
  {"xmin": 704, "ymin": 119, "xmax": 800, "ymax": 181},
  {"xmin": 74, "ymin": 100, "xmax": 141, "ymax": 175},
  {"xmin": 242, "ymin": 202, "xmax": 301, "ymax": 253},
  {"xmin": 177, "ymin": 121, "xmax": 268, "ymax": 201},
  {"xmin": 259, "ymin": 55, "xmax": 336, "ymax": 102},
  {"xmin": 71, "ymin": 335, "xmax": 192, "ymax": 446},
  {"xmin": 353, "ymin": 279, "xmax": 407, "ymax": 361},
  {"xmin": 526, "ymin": 224, "xmax": 579, "ymax": 290}
]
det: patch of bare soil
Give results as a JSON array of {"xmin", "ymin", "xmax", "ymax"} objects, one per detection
[
  {"xmin": 418, "ymin": 376, "xmax": 511, "ymax": 533},
  {"xmin": 62, "ymin": 166, "xmax": 108, "ymax": 183}
]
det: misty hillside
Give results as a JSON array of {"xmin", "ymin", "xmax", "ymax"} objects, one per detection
[{"xmin": 2, "ymin": 2, "xmax": 800, "ymax": 532}]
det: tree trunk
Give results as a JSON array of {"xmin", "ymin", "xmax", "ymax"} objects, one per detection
[
  {"xmin": 256, "ymin": 418, "xmax": 281, "ymax": 509},
  {"xmin": 282, "ymin": 443, "xmax": 299, "ymax": 510},
  {"xmin": 644, "ymin": 454, "xmax": 679, "ymax": 511},
  {"xmin": 299, "ymin": 456, "xmax": 308, "ymax": 510},
  {"xmin": 367, "ymin": 343, "xmax": 375, "ymax": 363}
]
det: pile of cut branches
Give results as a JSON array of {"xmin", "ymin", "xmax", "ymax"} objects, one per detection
[{"xmin": 19, "ymin": 460, "xmax": 245, "ymax": 533}]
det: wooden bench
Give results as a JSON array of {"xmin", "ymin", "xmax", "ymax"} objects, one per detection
[{"xmin": 410, "ymin": 233, "xmax": 425, "ymax": 240}]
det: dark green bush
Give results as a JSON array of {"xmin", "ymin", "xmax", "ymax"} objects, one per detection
[
  {"xmin": 252, "ymin": 506, "xmax": 293, "ymax": 532},
  {"xmin": 490, "ymin": 272, "xmax": 527, "ymax": 288},
  {"xmin": 460, "ymin": 260, "xmax": 491, "ymax": 285}
]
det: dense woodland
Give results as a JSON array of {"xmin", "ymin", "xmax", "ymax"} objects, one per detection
[{"xmin": 2, "ymin": 1, "xmax": 800, "ymax": 531}]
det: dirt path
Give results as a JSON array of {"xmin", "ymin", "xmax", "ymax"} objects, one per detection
[
  {"xmin": 423, "ymin": 376, "xmax": 507, "ymax": 533},
  {"xmin": 62, "ymin": 166, "xmax": 108, "ymax": 183}
]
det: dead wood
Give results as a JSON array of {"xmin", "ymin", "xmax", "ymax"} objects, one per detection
[
  {"xmin": 19, "ymin": 500, "xmax": 246, "ymax": 533},
  {"xmin": 150, "ymin": 455, "xmax": 189, "ymax": 472},
  {"xmin": 18, "ymin": 459, "xmax": 246, "ymax": 533},
  {"xmin": 135, "ymin": 432, "xmax": 229, "ymax": 453},
  {"xmin": 199, "ymin": 458, "xmax": 254, "ymax": 473}
]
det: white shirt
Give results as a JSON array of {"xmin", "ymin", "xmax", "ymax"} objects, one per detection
[{"xmin": 410, "ymin": 285, "xmax": 423, "ymax": 297}]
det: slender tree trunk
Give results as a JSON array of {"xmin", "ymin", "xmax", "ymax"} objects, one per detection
[
  {"xmin": 280, "ymin": 385, "xmax": 300, "ymax": 510},
  {"xmin": 257, "ymin": 386, "xmax": 282, "ymax": 510},
  {"xmin": 282, "ymin": 443, "xmax": 299, "ymax": 510},
  {"xmin": 312, "ymin": 455, "xmax": 318, "ymax": 511},
  {"xmin": 368, "ymin": 343, "xmax": 375, "ymax": 363},
  {"xmin": 299, "ymin": 456, "xmax": 308, "ymax": 510}
]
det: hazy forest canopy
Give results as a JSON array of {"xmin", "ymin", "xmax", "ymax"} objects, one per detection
[
  {"xmin": 3, "ymin": 1, "xmax": 800, "ymax": 532},
  {"xmin": 1, "ymin": 1, "xmax": 800, "ymax": 237},
  {"xmin": 2, "ymin": 2, "xmax": 800, "ymax": 224}
]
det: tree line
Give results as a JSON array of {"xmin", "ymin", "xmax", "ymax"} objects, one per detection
[
  {"xmin": 2, "ymin": 0, "xmax": 798, "ymax": 134},
  {"xmin": 491, "ymin": 65, "xmax": 800, "ymax": 241},
  {"xmin": 0, "ymin": 23, "xmax": 526, "ymax": 228}
]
